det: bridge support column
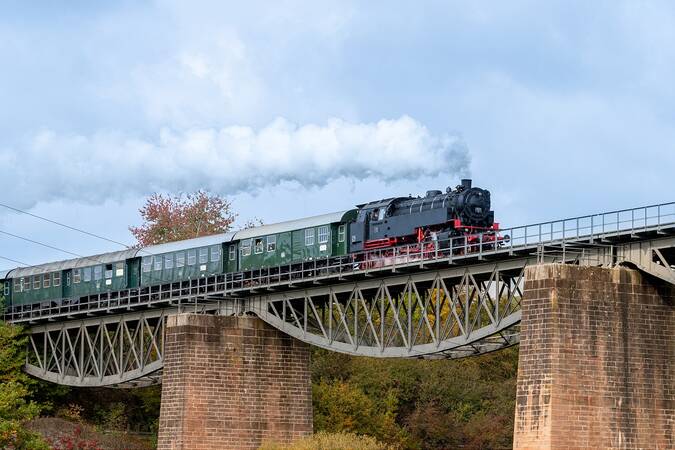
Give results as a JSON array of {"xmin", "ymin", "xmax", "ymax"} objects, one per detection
[
  {"xmin": 513, "ymin": 264, "xmax": 674, "ymax": 449},
  {"xmin": 157, "ymin": 314, "xmax": 313, "ymax": 450}
]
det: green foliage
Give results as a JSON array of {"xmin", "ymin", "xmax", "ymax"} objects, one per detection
[
  {"xmin": 259, "ymin": 431, "xmax": 394, "ymax": 450},
  {"xmin": 0, "ymin": 321, "xmax": 51, "ymax": 450},
  {"xmin": 310, "ymin": 346, "xmax": 519, "ymax": 450},
  {"xmin": 0, "ymin": 420, "xmax": 51, "ymax": 450}
]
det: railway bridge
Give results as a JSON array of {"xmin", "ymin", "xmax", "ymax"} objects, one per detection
[{"xmin": 4, "ymin": 203, "xmax": 674, "ymax": 449}]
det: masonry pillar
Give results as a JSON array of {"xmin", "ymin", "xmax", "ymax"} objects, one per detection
[
  {"xmin": 513, "ymin": 264, "xmax": 674, "ymax": 449},
  {"xmin": 157, "ymin": 314, "xmax": 313, "ymax": 450}
]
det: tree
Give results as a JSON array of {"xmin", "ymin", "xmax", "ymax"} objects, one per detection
[
  {"xmin": 129, "ymin": 190, "xmax": 237, "ymax": 246},
  {"xmin": 0, "ymin": 321, "xmax": 50, "ymax": 449}
]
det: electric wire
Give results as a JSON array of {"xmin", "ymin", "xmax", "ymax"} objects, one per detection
[
  {"xmin": 0, "ymin": 255, "xmax": 29, "ymax": 266},
  {"xmin": 0, "ymin": 202, "xmax": 133, "ymax": 249},
  {"xmin": 0, "ymin": 230, "xmax": 112, "ymax": 266},
  {"xmin": 0, "ymin": 202, "xmax": 154, "ymax": 258}
]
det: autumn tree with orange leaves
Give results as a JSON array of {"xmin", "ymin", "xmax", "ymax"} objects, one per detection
[{"xmin": 129, "ymin": 191, "xmax": 237, "ymax": 246}]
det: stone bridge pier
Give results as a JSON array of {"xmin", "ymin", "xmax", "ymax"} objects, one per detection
[
  {"xmin": 514, "ymin": 264, "xmax": 674, "ymax": 449},
  {"xmin": 157, "ymin": 315, "xmax": 313, "ymax": 450}
]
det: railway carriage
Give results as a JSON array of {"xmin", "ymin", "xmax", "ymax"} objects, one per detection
[
  {"xmin": 138, "ymin": 233, "xmax": 233, "ymax": 286},
  {"xmin": 230, "ymin": 211, "xmax": 356, "ymax": 272},
  {"xmin": 3, "ymin": 250, "xmax": 138, "ymax": 313}
]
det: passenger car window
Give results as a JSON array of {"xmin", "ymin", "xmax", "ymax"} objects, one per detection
[
  {"xmin": 199, "ymin": 248, "xmax": 208, "ymax": 264},
  {"xmin": 210, "ymin": 245, "xmax": 221, "ymax": 262},
  {"xmin": 43, "ymin": 273, "xmax": 51, "ymax": 288},
  {"xmin": 165, "ymin": 254, "xmax": 174, "ymax": 269},
  {"xmin": 176, "ymin": 252, "xmax": 185, "ymax": 268},
  {"xmin": 94, "ymin": 266, "xmax": 102, "ymax": 280},
  {"xmin": 229, "ymin": 245, "xmax": 236, "ymax": 261},
  {"xmin": 187, "ymin": 250, "xmax": 197, "ymax": 265},
  {"xmin": 73, "ymin": 269, "xmax": 81, "ymax": 283},
  {"xmin": 53, "ymin": 272, "xmax": 61, "ymax": 287},
  {"xmin": 83, "ymin": 267, "xmax": 92, "ymax": 282},
  {"xmin": 241, "ymin": 240, "xmax": 252, "ymax": 256},
  {"xmin": 105, "ymin": 264, "xmax": 113, "ymax": 279},
  {"xmin": 33, "ymin": 276, "xmax": 40, "ymax": 290},
  {"xmin": 305, "ymin": 229, "xmax": 315, "ymax": 246},
  {"xmin": 254, "ymin": 238, "xmax": 263, "ymax": 254},
  {"xmin": 318, "ymin": 226, "xmax": 329, "ymax": 244},
  {"xmin": 267, "ymin": 236, "xmax": 276, "ymax": 252},
  {"xmin": 338, "ymin": 225, "xmax": 346, "ymax": 243},
  {"xmin": 142, "ymin": 258, "xmax": 152, "ymax": 273}
]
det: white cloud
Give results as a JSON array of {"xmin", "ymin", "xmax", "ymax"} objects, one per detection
[{"xmin": 1, "ymin": 116, "xmax": 469, "ymax": 210}]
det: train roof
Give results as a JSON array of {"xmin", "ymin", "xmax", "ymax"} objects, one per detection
[
  {"xmin": 232, "ymin": 210, "xmax": 352, "ymax": 241},
  {"xmin": 0, "ymin": 269, "xmax": 10, "ymax": 280},
  {"xmin": 138, "ymin": 232, "xmax": 236, "ymax": 256},
  {"xmin": 7, "ymin": 249, "xmax": 139, "ymax": 278}
]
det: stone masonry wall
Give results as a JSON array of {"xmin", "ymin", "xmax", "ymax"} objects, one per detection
[
  {"xmin": 513, "ymin": 264, "xmax": 674, "ymax": 449},
  {"xmin": 157, "ymin": 314, "xmax": 313, "ymax": 450}
]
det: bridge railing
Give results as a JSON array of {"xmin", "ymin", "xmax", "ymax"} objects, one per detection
[{"xmin": 502, "ymin": 202, "xmax": 675, "ymax": 248}]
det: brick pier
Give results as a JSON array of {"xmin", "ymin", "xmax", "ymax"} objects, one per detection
[
  {"xmin": 157, "ymin": 314, "xmax": 313, "ymax": 450},
  {"xmin": 513, "ymin": 264, "xmax": 674, "ymax": 449}
]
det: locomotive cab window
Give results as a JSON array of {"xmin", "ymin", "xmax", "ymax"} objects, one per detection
[
  {"xmin": 305, "ymin": 228, "xmax": 315, "ymax": 246},
  {"xmin": 267, "ymin": 236, "xmax": 276, "ymax": 252},
  {"xmin": 318, "ymin": 225, "xmax": 329, "ymax": 244},
  {"xmin": 254, "ymin": 238, "xmax": 263, "ymax": 254},
  {"xmin": 338, "ymin": 225, "xmax": 346, "ymax": 243}
]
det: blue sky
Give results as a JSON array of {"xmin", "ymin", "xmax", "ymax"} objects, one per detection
[{"xmin": 1, "ymin": 1, "xmax": 674, "ymax": 270}]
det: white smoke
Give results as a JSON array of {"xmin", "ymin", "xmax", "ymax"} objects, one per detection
[{"xmin": 1, "ymin": 116, "xmax": 469, "ymax": 209}]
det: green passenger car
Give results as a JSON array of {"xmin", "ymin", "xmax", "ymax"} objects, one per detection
[
  {"xmin": 6, "ymin": 249, "xmax": 137, "ymax": 308},
  {"xmin": 139, "ymin": 233, "xmax": 234, "ymax": 286},
  {"xmin": 232, "ymin": 211, "xmax": 356, "ymax": 271}
]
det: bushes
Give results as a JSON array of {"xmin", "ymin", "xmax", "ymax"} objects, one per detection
[
  {"xmin": 260, "ymin": 431, "xmax": 393, "ymax": 450},
  {"xmin": 310, "ymin": 347, "xmax": 519, "ymax": 449}
]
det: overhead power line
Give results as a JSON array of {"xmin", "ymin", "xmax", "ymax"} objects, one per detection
[
  {"xmin": 0, "ymin": 255, "xmax": 29, "ymax": 266},
  {"xmin": 0, "ymin": 230, "xmax": 86, "ymax": 259},
  {"xmin": 0, "ymin": 202, "xmax": 133, "ymax": 249}
]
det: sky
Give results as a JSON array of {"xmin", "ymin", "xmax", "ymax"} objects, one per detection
[{"xmin": 1, "ymin": 0, "xmax": 674, "ymax": 270}]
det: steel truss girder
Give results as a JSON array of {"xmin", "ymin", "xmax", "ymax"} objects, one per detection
[
  {"xmin": 248, "ymin": 259, "xmax": 530, "ymax": 358},
  {"xmin": 25, "ymin": 310, "xmax": 169, "ymax": 387},
  {"xmin": 616, "ymin": 237, "xmax": 675, "ymax": 285}
]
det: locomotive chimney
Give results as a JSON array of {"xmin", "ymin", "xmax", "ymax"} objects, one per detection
[{"xmin": 461, "ymin": 179, "xmax": 472, "ymax": 189}]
